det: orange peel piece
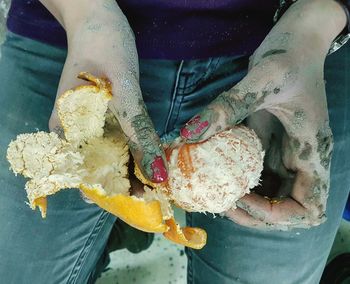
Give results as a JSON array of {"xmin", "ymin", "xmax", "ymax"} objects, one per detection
[
  {"xmin": 33, "ymin": 197, "xmax": 47, "ymax": 218},
  {"xmin": 134, "ymin": 156, "xmax": 207, "ymax": 249},
  {"xmin": 57, "ymin": 72, "xmax": 112, "ymax": 146},
  {"xmin": 77, "ymin": 72, "xmax": 113, "ymax": 94},
  {"xmin": 163, "ymin": 217, "xmax": 207, "ymax": 249},
  {"xmin": 7, "ymin": 72, "xmax": 209, "ymax": 249},
  {"xmin": 80, "ymin": 185, "xmax": 168, "ymax": 233}
]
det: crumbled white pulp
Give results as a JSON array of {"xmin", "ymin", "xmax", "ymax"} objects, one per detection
[{"xmin": 167, "ymin": 127, "xmax": 264, "ymax": 213}]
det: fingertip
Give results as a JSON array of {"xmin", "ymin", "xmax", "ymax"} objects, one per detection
[
  {"xmin": 225, "ymin": 207, "xmax": 267, "ymax": 228},
  {"xmin": 149, "ymin": 155, "xmax": 168, "ymax": 183},
  {"xmin": 131, "ymin": 148, "xmax": 169, "ymax": 184},
  {"xmin": 180, "ymin": 114, "xmax": 210, "ymax": 141}
]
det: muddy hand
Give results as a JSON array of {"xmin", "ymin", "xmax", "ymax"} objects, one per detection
[
  {"xmin": 180, "ymin": 56, "xmax": 332, "ymax": 230},
  {"xmin": 180, "ymin": 0, "xmax": 345, "ymax": 229},
  {"xmin": 108, "ymin": 75, "xmax": 168, "ymax": 183},
  {"xmin": 45, "ymin": 1, "xmax": 168, "ymax": 183}
]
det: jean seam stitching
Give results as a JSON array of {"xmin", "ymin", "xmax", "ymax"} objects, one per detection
[
  {"xmin": 164, "ymin": 60, "xmax": 184, "ymax": 133},
  {"xmin": 66, "ymin": 210, "xmax": 110, "ymax": 283},
  {"xmin": 177, "ymin": 57, "xmax": 220, "ymax": 91},
  {"xmin": 171, "ymin": 94, "xmax": 185, "ymax": 130}
]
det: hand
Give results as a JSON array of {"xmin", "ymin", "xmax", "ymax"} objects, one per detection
[
  {"xmin": 181, "ymin": 53, "xmax": 332, "ymax": 230},
  {"xmin": 179, "ymin": 0, "xmax": 346, "ymax": 229},
  {"xmin": 47, "ymin": 1, "xmax": 168, "ymax": 183}
]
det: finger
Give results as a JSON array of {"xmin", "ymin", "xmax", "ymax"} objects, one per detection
[
  {"xmin": 238, "ymin": 138, "xmax": 330, "ymax": 229},
  {"xmin": 180, "ymin": 89, "xmax": 256, "ymax": 142},
  {"xmin": 246, "ymin": 110, "xmax": 294, "ymax": 179},
  {"xmin": 180, "ymin": 62, "xmax": 285, "ymax": 143},
  {"xmin": 237, "ymin": 189, "xmax": 326, "ymax": 230},
  {"xmin": 266, "ymin": 104, "xmax": 333, "ymax": 222},
  {"xmin": 109, "ymin": 73, "xmax": 168, "ymax": 183},
  {"xmin": 225, "ymin": 207, "xmax": 270, "ymax": 229},
  {"xmin": 245, "ymin": 110, "xmax": 278, "ymax": 151},
  {"xmin": 238, "ymin": 193, "xmax": 304, "ymax": 222}
]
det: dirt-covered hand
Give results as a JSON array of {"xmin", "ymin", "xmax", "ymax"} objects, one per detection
[
  {"xmin": 181, "ymin": 49, "xmax": 332, "ymax": 230},
  {"xmin": 179, "ymin": 0, "xmax": 347, "ymax": 229},
  {"xmin": 47, "ymin": 1, "xmax": 167, "ymax": 183}
]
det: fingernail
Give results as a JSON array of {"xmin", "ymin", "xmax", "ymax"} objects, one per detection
[
  {"xmin": 150, "ymin": 156, "xmax": 168, "ymax": 183},
  {"xmin": 180, "ymin": 115, "xmax": 209, "ymax": 140}
]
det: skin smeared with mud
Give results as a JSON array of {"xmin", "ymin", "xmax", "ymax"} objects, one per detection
[
  {"xmin": 180, "ymin": 1, "xmax": 341, "ymax": 229},
  {"xmin": 181, "ymin": 87, "xmax": 272, "ymax": 141},
  {"xmin": 293, "ymin": 109, "xmax": 306, "ymax": 129},
  {"xmin": 290, "ymin": 137, "xmax": 301, "ymax": 151},
  {"xmin": 261, "ymin": 49, "xmax": 287, "ymax": 58},
  {"xmin": 43, "ymin": 0, "xmax": 343, "ymax": 230},
  {"xmin": 52, "ymin": 125, "xmax": 65, "ymax": 139},
  {"xmin": 298, "ymin": 142, "xmax": 312, "ymax": 160},
  {"xmin": 181, "ymin": 0, "xmax": 345, "ymax": 230},
  {"xmin": 316, "ymin": 125, "xmax": 333, "ymax": 169},
  {"xmin": 130, "ymin": 109, "xmax": 167, "ymax": 182},
  {"xmin": 273, "ymin": 87, "xmax": 280, "ymax": 94},
  {"xmin": 46, "ymin": 0, "xmax": 168, "ymax": 184}
]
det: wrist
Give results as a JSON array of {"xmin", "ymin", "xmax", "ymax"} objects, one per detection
[
  {"xmin": 40, "ymin": 1, "xmax": 124, "ymax": 39},
  {"xmin": 272, "ymin": 0, "xmax": 347, "ymax": 57},
  {"xmin": 299, "ymin": 0, "xmax": 346, "ymax": 47}
]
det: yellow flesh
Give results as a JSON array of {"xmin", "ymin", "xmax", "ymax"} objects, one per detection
[
  {"xmin": 80, "ymin": 185, "xmax": 169, "ymax": 233},
  {"xmin": 33, "ymin": 197, "xmax": 47, "ymax": 218},
  {"xmin": 11, "ymin": 72, "xmax": 208, "ymax": 249},
  {"xmin": 163, "ymin": 218, "xmax": 207, "ymax": 250}
]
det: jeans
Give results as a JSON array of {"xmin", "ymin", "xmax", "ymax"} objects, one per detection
[{"xmin": 0, "ymin": 32, "xmax": 349, "ymax": 284}]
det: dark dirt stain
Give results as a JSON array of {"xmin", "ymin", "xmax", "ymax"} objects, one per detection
[
  {"xmin": 294, "ymin": 109, "xmax": 305, "ymax": 120},
  {"xmin": 291, "ymin": 137, "xmax": 301, "ymax": 150},
  {"xmin": 261, "ymin": 49, "xmax": 287, "ymax": 58},
  {"xmin": 299, "ymin": 142, "xmax": 312, "ymax": 160},
  {"xmin": 273, "ymin": 87, "xmax": 280, "ymax": 94},
  {"xmin": 316, "ymin": 126, "xmax": 333, "ymax": 169},
  {"xmin": 244, "ymin": 92, "xmax": 257, "ymax": 104}
]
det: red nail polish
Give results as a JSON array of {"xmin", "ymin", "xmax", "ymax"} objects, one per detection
[
  {"xmin": 187, "ymin": 115, "xmax": 201, "ymax": 125},
  {"xmin": 180, "ymin": 127, "xmax": 192, "ymax": 139},
  {"xmin": 151, "ymin": 156, "xmax": 168, "ymax": 183},
  {"xmin": 180, "ymin": 115, "xmax": 209, "ymax": 139}
]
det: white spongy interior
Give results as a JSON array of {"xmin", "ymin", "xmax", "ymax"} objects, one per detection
[
  {"xmin": 58, "ymin": 88, "xmax": 110, "ymax": 146},
  {"xmin": 168, "ymin": 127, "xmax": 264, "ymax": 213}
]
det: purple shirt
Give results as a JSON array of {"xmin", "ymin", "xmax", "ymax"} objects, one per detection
[{"xmin": 7, "ymin": 0, "xmax": 278, "ymax": 59}]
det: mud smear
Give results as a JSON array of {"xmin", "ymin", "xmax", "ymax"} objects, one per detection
[
  {"xmin": 292, "ymin": 109, "xmax": 306, "ymax": 129},
  {"xmin": 299, "ymin": 142, "xmax": 312, "ymax": 160},
  {"xmin": 273, "ymin": 87, "xmax": 280, "ymax": 94},
  {"xmin": 290, "ymin": 137, "xmax": 301, "ymax": 151},
  {"xmin": 303, "ymin": 170, "xmax": 328, "ymax": 223},
  {"xmin": 261, "ymin": 49, "xmax": 287, "ymax": 58},
  {"xmin": 316, "ymin": 126, "xmax": 333, "ymax": 169}
]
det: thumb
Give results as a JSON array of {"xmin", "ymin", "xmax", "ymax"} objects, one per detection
[
  {"xmin": 109, "ymin": 76, "xmax": 168, "ymax": 184},
  {"xmin": 126, "ymin": 106, "xmax": 168, "ymax": 184}
]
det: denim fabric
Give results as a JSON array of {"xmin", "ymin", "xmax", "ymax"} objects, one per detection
[
  {"xmin": 0, "ymin": 33, "xmax": 116, "ymax": 284},
  {"xmin": 0, "ymin": 32, "xmax": 349, "ymax": 284},
  {"xmin": 185, "ymin": 45, "xmax": 350, "ymax": 284}
]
